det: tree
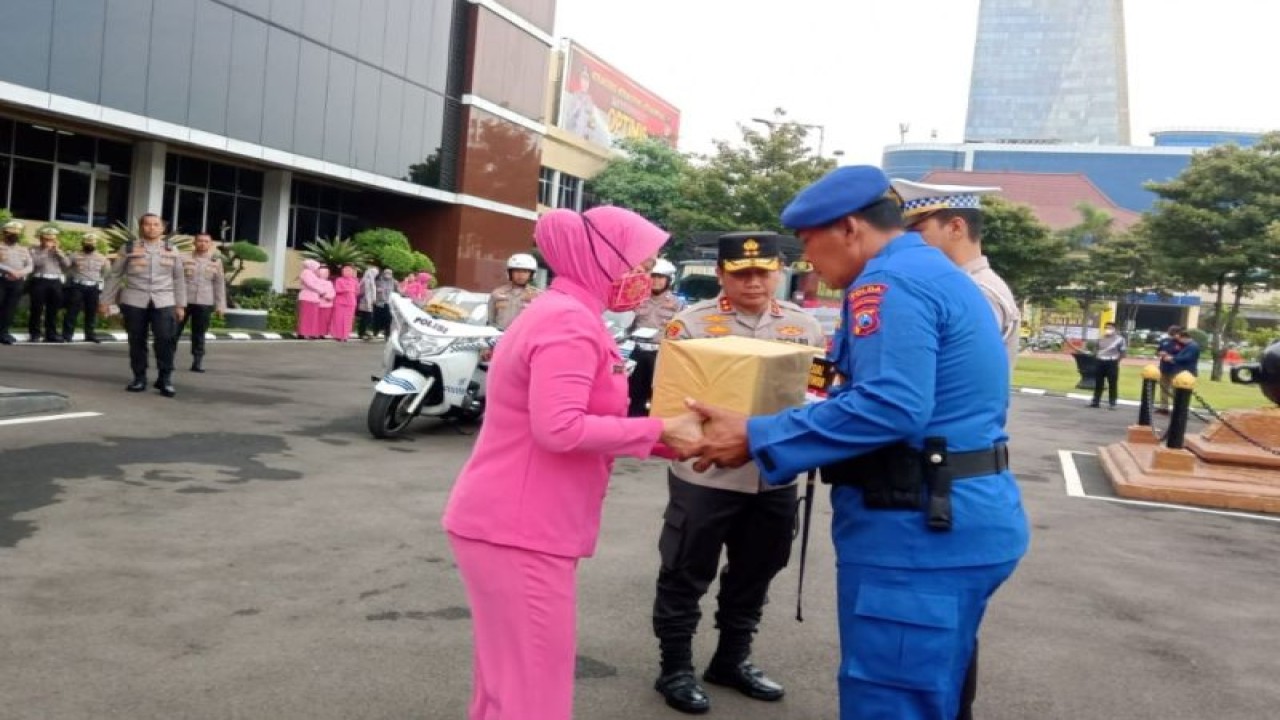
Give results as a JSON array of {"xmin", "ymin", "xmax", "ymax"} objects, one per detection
[
  {"xmin": 351, "ymin": 228, "xmax": 434, "ymax": 277},
  {"xmin": 585, "ymin": 109, "xmax": 837, "ymax": 261},
  {"xmin": 678, "ymin": 108, "xmax": 836, "ymax": 237},
  {"xmin": 221, "ymin": 240, "xmax": 269, "ymax": 286},
  {"xmin": 979, "ymin": 196, "xmax": 1069, "ymax": 305},
  {"xmin": 1144, "ymin": 132, "xmax": 1280, "ymax": 380},
  {"xmin": 1087, "ymin": 227, "xmax": 1162, "ymax": 330}
]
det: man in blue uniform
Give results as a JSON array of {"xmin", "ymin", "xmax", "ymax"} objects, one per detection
[{"xmin": 686, "ymin": 165, "xmax": 1029, "ymax": 719}]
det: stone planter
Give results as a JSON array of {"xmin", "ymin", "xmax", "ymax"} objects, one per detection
[{"xmin": 223, "ymin": 308, "xmax": 269, "ymax": 331}]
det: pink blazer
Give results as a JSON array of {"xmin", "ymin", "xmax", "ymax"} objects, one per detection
[
  {"xmin": 442, "ymin": 280, "xmax": 665, "ymax": 559},
  {"xmin": 333, "ymin": 276, "xmax": 358, "ymax": 308}
]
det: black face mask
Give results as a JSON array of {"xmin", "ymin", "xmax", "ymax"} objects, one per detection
[
  {"xmin": 83, "ymin": 244, "xmax": 96, "ymax": 253},
  {"xmin": 2, "ymin": 235, "xmax": 17, "ymax": 245}
]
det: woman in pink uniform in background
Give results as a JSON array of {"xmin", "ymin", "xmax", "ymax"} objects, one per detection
[
  {"xmin": 442, "ymin": 206, "xmax": 704, "ymax": 720},
  {"xmin": 296, "ymin": 259, "xmax": 323, "ymax": 338},
  {"xmin": 329, "ymin": 265, "xmax": 359, "ymax": 341},
  {"xmin": 314, "ymin": 266, "xmax": 335, "ymax": 340}
]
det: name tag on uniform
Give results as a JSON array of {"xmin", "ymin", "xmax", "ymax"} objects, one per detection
[
  {"xmin": 612, "ymin": 363, "xmax": 627, "ymax": 374},
  {"xmin": 807, "ymin": 357, "xmax": 836, "ymax": 397}
]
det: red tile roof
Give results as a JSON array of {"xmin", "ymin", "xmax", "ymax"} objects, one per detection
[{"xmin": 920, "ymin": 170, "xmax": 1143, "ymax": 231}]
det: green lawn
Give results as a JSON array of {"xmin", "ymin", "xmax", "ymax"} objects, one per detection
[{"xmin": 1012, "ymin": 356, "xmax": 1274, "ymax": 411}]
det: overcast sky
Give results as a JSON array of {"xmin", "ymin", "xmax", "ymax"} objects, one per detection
[{"xmin": 552, "ymin": 0, "xmax": 1280, "ymax": 164}]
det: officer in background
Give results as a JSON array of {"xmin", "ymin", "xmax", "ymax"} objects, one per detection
[
  {"xmin": 62, "ymin": 231, "xmax": 109, "ymax": 343},
  {"xmin": 101, "ymin": 213, "xmax": 187, "ymax": 397},
  {"xmin": 175, "ymin": 232, "xmax": 226, "ymax": 372},
  {"xmin": 686, "ymin": 167, "xmax": 1029, "ymax": 720},
  {"xmin": 0, "ymin": 220, "xmax": 33, "ymax": 345},
  {"xmin": 893, "ymin": 179, "xmax": 1021, "ymax": 370},
  {"xmin": 651, "ymin": 233, "xmax": 824, "ymax": 715},
  {"xmin": 627, "ymin": 258, "xmax": 684, "ymax": 416},
  {"xmin": 28, "ymin": 225, "xmax": 70, "ymax": 343},
  {"xmin": 891, "ymin": 179, "xmax": 1022, "ymax": 717},
  {"xmin": 487, "ymin": 253, "xmax": 542, "ymax": 330}
]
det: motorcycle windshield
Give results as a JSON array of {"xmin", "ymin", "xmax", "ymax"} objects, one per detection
[{"xmin": 391, "ymin": 293, "xmax": 500, "ymax": 339}]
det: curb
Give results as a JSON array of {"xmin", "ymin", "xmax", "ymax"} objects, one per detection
[
  {"xmin": 5, "ymin": 330, "xmax": 306, "ymax": 343},
  {"xmin": 1014, "ymin": 386, "xmax": 1141, "ymax": 408},
  {"xmin": 0, "ymin": 388, "xmax": 71, "ymax": 419}
]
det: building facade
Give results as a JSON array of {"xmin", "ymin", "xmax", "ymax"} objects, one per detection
[
  {"xmin": 0, "ymin": 0, "xmax": 556, "ymax": 290},
  {"xmin": 965, "ymin": 0, "xmax": 1130, "ymax": 144}
]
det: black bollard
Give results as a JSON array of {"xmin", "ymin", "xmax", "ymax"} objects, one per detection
[
  {"xmin": 1138, "ymin": 378, "xmax": 1155, "ymax": 427},
  {"xmin": 1166, "ymin": 387, "xmax": 1193, "ymax": 449}
]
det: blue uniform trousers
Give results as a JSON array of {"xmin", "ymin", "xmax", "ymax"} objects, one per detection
[{"xmin": 835, "ymin": 560, "xmax": 1019, "ymax": 720}]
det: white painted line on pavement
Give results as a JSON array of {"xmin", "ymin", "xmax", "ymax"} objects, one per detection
[
  {"xmin": 0, "ymin": 411, "xmax": 102, "ymax": 427},
  {"xmin": 1059, "ymin": 449, "xmax": 1086, "ymax": 497},
  {"xmin": 1057, "ymin": 450, "xmax": 1280, "ymax": 523},
  {"xmin": 227, "ymin": 332, "xmax": 251, "ymax": 340},
  {"xmin": 261, "ymin": 332, "xmax": 281, "ymax": 339},
  {"xmin": 1019, "ymin": 388, "xmax": 1047, "ymax": 395}
]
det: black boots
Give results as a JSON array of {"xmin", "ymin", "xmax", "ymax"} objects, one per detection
[
  {"xmin": 191, "ymin": 354, "xmax": 204, "ymax": 373},
  {"xmin": 126, "ymin": 377, "xmax": 146, "ymax": 392},
  {"xmin": 654, "ymin": 669, "xmax": 711, "ymax": 715},
  {"xmin": 153, "ymin": 377, "xmax": 176, "ymax": 398},
  {"xmin": 702, "ymin": 660, "xmax": 785, "ymax": 701}
]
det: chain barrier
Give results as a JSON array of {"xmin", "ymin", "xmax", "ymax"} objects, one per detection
[{"xmin": 1190, "ymin": 391, "xmax": 1280, "ymax": 457}]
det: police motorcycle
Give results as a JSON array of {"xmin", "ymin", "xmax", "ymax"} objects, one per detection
[{"xmin": 367, "ymin": 287, "xmax": 500, "ymax": 439}]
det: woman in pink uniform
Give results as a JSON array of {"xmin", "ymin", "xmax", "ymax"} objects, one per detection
[
  {"xmin": 314, "ymin": 266, "xmax": 335, "ymax": 339},
  {"xmin": 329, "ymin": 265, "xmax": 359, "ymax": 341},
  {"xmin": 296, "ymin": 259, "xmax": 323, "ymax": 338},
  {"xmin": 442, "ymin": 206, "xmax": 703, "ymax": 719}
]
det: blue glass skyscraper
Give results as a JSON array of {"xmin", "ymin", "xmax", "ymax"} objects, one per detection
[{"xmin": 965, "ymin": 0, "xmax": 1130, "ymax": 144}]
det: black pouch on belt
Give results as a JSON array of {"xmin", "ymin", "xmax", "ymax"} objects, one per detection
[{"xmin": 923, "ymin": 436, "xmax": 953, "ymax": 532}]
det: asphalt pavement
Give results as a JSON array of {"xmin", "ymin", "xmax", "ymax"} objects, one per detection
[{"xmin": 1, "ymin": 341, "xmax": 1277, "ymax": 720}]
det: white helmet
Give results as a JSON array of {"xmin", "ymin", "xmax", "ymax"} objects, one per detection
[
  {"xmin": 651, "ymin": 259, "xmax": 677, "ymax": 279},
  {"xmin": 507, "ymin": 253, "xmax": 538, "ymax": 271}
]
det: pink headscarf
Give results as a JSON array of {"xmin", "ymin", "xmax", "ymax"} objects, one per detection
[
  {"xmin": 417, "ymin": 271, "xmax": 433, "ymax": 286},
  {"xmin": 534, "ymin": 206, "xmax": 668, "ymax": 309}
]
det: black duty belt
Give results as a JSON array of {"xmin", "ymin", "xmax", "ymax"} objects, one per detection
[{"xmin": 820, "ymin": 441, "xmax": 1010, "ymax": 532}]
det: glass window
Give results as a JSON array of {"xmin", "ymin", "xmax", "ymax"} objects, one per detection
[
  {"xmin": 0, "ymin": 118, "xmax": 11, "ymax": 155},
  {"xmin": 55, "ymin": 168, "xmax": 93, "ymax": 224},
  {"xmin": 180, "ymin": 157, "xmax": 210, "ymax": 188},
  {"xmin": 175, "ymin": 187, "xmax": 208, "ymax": 235},
  {"xmin": 269, "ymin": 0, "xmax": 304, "ymax": 30},
  {"xmin": 56, "ymin": 132, "xmax": 96, "ymax": 167},
  {"xmin": 0, "ymin": 157, "xmax": 10, "ymax": 210},
  {"xmin": 398, "ymin": 84, "xmax": 427, "ymax": 179},
  {"xmin": 329, "ymin": 0, "xmax": 361, "ymax": 56},
  {"xmin": 227, "ymin": 12, "xmax": 268, "ymax": 144},
  {"xmin": 293, "ymin": 180, "xmax": 318, "ymax": 208},
  {"xmin": 234, "ymin": 198, "xmax": 261, "ymax": 243},
  {"xmin": 209, "ymin": 162, "xmax": 238, "ymax": 193},
  {"xmin": 404, "ymin": 0, "xmax": 434, "ymax": 87},
  {"xmin": 96, "ymin": 138, "xmax": 132, "ymax": 176},
  {"xmin": 558, "ymin": 174, "xmax": 582, "ymax": 210},
  {"xmin": 206, "ymin": 192, "xmax": 237, "ymax": 242},
  {"xmin": 9, "ymin": 160, "xmax": 54, "ymax": 220},
  {"xmin": 100, "ymin": 0, "xmax": 151, "ymax": 114},
  {"xmin": 15, "ymin": 123, "xmax": 57, "ymax": 161},
  {"xmin": 538, "ymin": 167, "xmax": 555, "ymax": 207},
  {"xmin": 188, "ymin": 0, "xmax": 234, "ymax": 136},
  {"xmin": 146, "ymin": 0, "xmax": 196, "ymax": 125},
  {"xmin": 291, "ymin": 207, "xmax": 317, "ymax": 248},
  {"xmin": 237, "ymin": 168, "xmax": 263, "ymax": 198},
  {"xmin": 162, "ymin": 184, "xmax": 177, "ymax": 226},
  {"xmin": 49, "ymin": 0, "xmax": 107, "ymax": 103},
  {"xmin": 104, "ymin": 174, "xmax": 130, "ymax": 229},
  {"xmin": 316, "ymin": 211, "xmax": 339, "ymax": 241}
]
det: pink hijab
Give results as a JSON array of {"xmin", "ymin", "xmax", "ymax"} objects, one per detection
[{"xmin": 534, "ymin": 206, "xmax": 668, "ymax": 309}]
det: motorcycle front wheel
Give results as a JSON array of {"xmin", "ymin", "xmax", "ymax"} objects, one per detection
[{"xmin": 367, "ymin": 392, "xmax": 416, "ymax": 439}]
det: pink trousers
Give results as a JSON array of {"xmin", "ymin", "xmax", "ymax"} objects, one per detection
[{"xmin": 448, "ymin": 533, "xmax": 579, "ymax": 720}]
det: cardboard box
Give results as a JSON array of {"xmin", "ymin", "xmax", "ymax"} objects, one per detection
[{"xmin": 650, "ymin": 337, "xmax": 825, "ymax": 418}]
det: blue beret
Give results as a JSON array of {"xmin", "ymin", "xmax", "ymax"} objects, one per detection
[{"xmin": 780, "ymin": 165, "xmax": 894, "ymax": 230}]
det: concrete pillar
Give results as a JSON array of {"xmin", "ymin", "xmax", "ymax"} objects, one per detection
[
  {"xmin": 260, "ymin": 169, "xmax": 292, "ymax": 291},
  {"xmin": 128, "ymin": 141, "xmax": 167, "ymax": 224},
  {"xmin": 1184, "ymin": 304, "xmax": 1201, "ymax": 331}
]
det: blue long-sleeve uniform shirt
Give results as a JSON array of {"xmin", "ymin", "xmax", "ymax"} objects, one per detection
[{"xmin": 746, "ymin": 233, "xmax": 1028, "ymax": 568}]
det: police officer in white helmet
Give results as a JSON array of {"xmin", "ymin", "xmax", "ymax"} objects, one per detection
[{"xmin": 487, "ymin": 253, "xmax": 543, "ymax": 330}]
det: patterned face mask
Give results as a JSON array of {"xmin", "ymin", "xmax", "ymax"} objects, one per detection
[{"xmin": 583, "ymin": 215, "xmax": 651, "ymax": 311}]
